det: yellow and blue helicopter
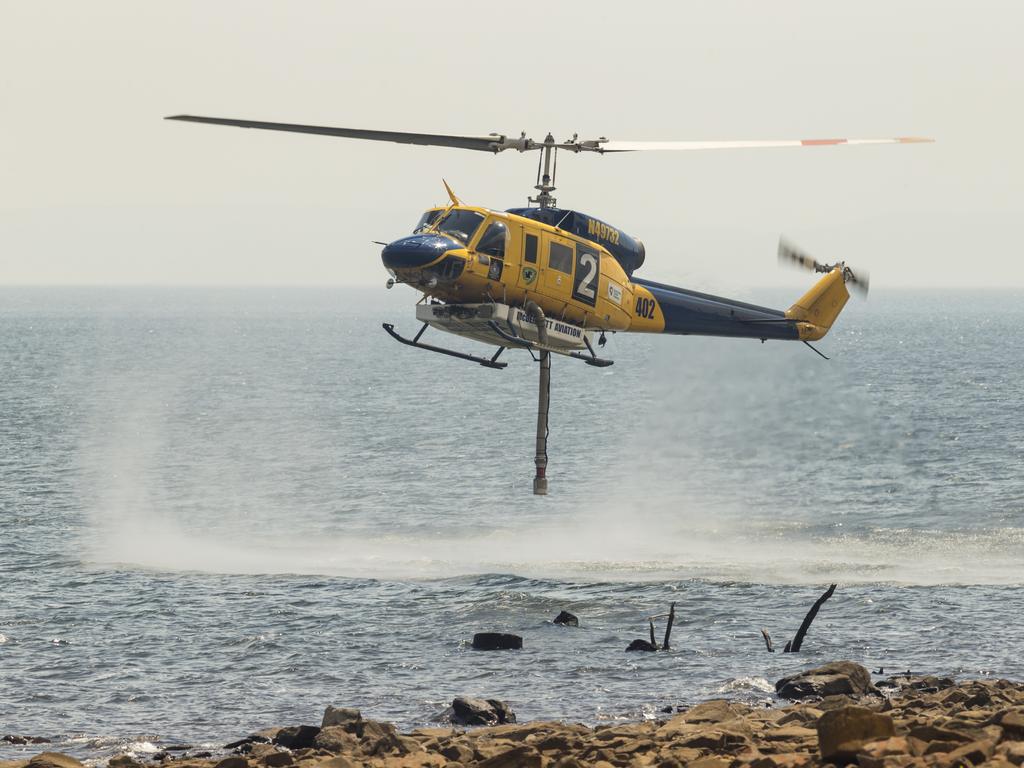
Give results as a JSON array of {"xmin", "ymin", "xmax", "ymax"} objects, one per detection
[{"xmin": 166, "ymin": 116, "xmax": 930, "ymax": 492}]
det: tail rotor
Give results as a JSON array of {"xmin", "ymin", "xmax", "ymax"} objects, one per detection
[{"xmin": 778, "ymin": 238, "xmax": 869, "ymax": 298}]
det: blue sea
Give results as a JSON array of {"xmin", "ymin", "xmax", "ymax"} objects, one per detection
[{"xmin": 1, "ymin": 287, "xmax": 1022, "ymax": 760}]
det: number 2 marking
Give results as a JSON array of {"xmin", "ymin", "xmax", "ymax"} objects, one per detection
[{"xmin": 577, "ymin": 253, "xmax": 598, "ymax": 300}]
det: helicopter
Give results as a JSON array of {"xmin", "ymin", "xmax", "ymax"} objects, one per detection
[{"xmin": 165, "ymin": 115, "xmax": 931, "ymax": 493}]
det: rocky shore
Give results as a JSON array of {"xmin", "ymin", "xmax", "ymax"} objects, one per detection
[{"xmin": 5, "ymin": 663, "xmax": 1024, "ymax": 768}]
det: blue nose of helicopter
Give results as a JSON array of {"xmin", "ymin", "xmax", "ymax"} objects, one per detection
[{"xmin": 381, "ymin": 234, "xmax": 460, "ymax": 270}]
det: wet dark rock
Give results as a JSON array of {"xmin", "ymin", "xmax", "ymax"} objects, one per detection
[
  {"xmin": 2, "ymin": 735, "xmax": 52, "ymax": 745},
  {"xmin": 553, "ymin": 611, "xmax": 579, "ymax": 627},
  {"xmin": 488, "ymin": 699, "xmax": 516, "ymax": 724},
  {"xmin": 472, "ymin": 632, "xmax": 522, "ymax": 650},
  {"xmin": 877, "ymin": 674, "xmax": 956, "ymax": 693},
  {"xmin": 450, "ymin": 696, "xmax": 516, "ymax": 726},
  {"xmin": 225, "ymin": 735, "xmax": 271, "ymax": 751},
  {"xmin": 272, "ymin": 725, "xmax": 320, "ymax": 750},
  {"xmin": 776, "ymin": 661, "xmax": 873, "ymax": 700},
  {"xmin": 626, "ymin": 639, "xmax": 658, "ymax": 652}
]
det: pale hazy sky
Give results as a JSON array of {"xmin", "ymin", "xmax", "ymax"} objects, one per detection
[{"xmin": 2, "ymin": 1, "xmax": 1022, "ymax": 291}]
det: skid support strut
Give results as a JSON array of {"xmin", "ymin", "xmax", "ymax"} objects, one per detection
[{"xmin": 525, "ymin": 301, "xmax": 551, "ymax": 496}]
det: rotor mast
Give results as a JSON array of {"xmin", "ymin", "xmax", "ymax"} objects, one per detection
[{"xmin": 530, "ymin": 134, "xmax": 558, "ymax": 209}]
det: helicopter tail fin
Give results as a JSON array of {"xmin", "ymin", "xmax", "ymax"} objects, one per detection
[{"xmin": 784, "ymin": 268, "xmax": 851, "ymax": 341}]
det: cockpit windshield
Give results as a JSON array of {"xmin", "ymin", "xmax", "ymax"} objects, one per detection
[
  {"xmin": 413, "ymin": 209, "xmax": 443, "ymax": 233},
  {"xmin": 432, "ymin": 209, "xmax": 485, "ymax": 245}
]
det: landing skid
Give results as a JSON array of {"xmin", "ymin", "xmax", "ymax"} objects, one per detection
[
  {"xmin": 487, "ymin": 321, "xmax": 614, "ymax": 367},
  {"xmin": 382, "ymin": 323, "xmax": 508, "ymax": 369}
]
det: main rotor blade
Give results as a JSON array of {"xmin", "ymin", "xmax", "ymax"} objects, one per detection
[
  {"xmin": 165, "ymin": 115, "xmax": 504, "ymax": 152},
  {"xmin": 599, "ymin": 137, "xmax": 933, "ymax": 152}
]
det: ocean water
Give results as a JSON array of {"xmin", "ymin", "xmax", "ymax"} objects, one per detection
[{"xmin": 1, "ymin": 286, "xmax": 1022, "ymax": 760}]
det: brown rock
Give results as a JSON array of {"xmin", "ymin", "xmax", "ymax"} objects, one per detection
[
  {"xmin": 552, "ymin": 758, "xmax": 585, "ymax": 768},
  {"xmin": 321, "ymin": 708, "xmax": 362, "ymax": 729},
  {"xmin": 997, "ymin": 742, "xmax": 1024, "ymax": 766},
  {"xmin": 107, "ymin": 756, "xmax": 144, "ymax": 768},
  {"xmin": 259, "ymin": 753, "xmax": 295, "ymax": 768},
  {"xmin": 750, "ymin": 754, "xmax": 816, "ymax": 768},
  {"xmin": 857, "ymin": 736, "xmax": 912, "ymax": 765},
  {"xmin": 764, "ymin": 725, "xmax": 819, "ymax": 743},
  {"xmin": 908, "ymin": 726, "xmax": 973, "ymax": 745},
  {"xmin": 314, "ymin": 757, "xmax": 358, "ymax": 768},
  {"xmin": 976, "ymin": 760, "xmax": 1017, "ymax": 768},
  {"xmin": 409, "ymin": 728, "xmax": 458, "ymax": 740},
  {"xmin": 537, "ymin": 734, "xmax": 581, "ymax": 752},
  {"xmin": 244, "ymin": 745, "xmax": 281, "ymax": 760},
  {"xmin": 476, "ymin": 745, "xmax": 542, "ymax": 768},
  {"xmin": 682, "ymin": 700, "xmax": 753, "ymax": 724},
  {"xmin": 26, "ymin": 756, "xmax": 84, "ymax": 768},
  {"xmin": 359, "ymin": 720, "xmax": 408, "ymax": 756},
  {"xmin": 658, "ymin": 713, "xmax": 752, "ymax": 741},
  {"xmin": 313, "ymin": 727, "xmax": 358, "ymax": 754},
  {"xmin": 213, "ymin": 759, "xmax": 249, "ymax": 768},
  {"xmin": 677, "ymin": 728, "xmax": 751, "ymax": 752},
  {"xmin": 925, "ymin": 741, "xmax": 966, "ymax": 756},
  {"xmin": 686, "ymin": 758, "xmax": 732, "ymax": 768},
  {"xmin": 943, "ymin": 740, "xmax": 996, "ymax": 766},
  {"xmin": 817, "ymin": 706, "xmax": 896, "ymax": 764},
  {"xmin": 778, "ymin": 708, "xmax": 825, "ymax": 726},
  {"xmin": 998, "ymin": 711, "xmax": 1024, "ymax": 740},
  {"xmin": 440, "ymin": 743, "xmax": 475, "ymax": 763}
]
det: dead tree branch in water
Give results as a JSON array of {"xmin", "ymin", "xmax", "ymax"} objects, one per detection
[
  {"xmin": 784, "ymin": 583, "xmax": 837, "ymax": 653},
  {"xmin": 662, "ymin": 603, "xmax": 676, "ymax": 650}
]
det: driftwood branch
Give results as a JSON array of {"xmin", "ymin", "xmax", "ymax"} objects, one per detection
[
  {"xmin": 662, "ymin": 603, "xmax": 676, "ymax": 650},
  {"xmin": 626, "ymin": 602, "xmax": 677, "ymax": 652},
  {"xmin": 785, "ymin": 583, "xmax": 837, "ymax": 653},
  {"xmin": 761, "ymin": 628, "xmax": 774, "ymax": 653}
]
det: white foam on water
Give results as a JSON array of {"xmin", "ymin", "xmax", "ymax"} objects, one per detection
[
  {"xmin": 83, "ymin": 496, "xmax": 1024, "ymax": 586},
  {"xmin": 77, "ymin": 370, "xmax": 1024, "ymax": 586}
]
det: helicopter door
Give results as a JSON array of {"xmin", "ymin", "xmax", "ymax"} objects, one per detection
[
  {"xmin": 541, "ymin": 236, "xmax": 575, "ymax": 299},
  {"xmin": 518, "ymin": 232, "xmax": 539, "ymax": 290}
]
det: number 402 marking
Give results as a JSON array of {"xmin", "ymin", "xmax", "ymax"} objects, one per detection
[{"xmin": 635, "ymin": 296, "xmax": 656, "ymax": 319}]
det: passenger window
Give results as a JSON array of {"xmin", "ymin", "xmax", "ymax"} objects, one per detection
[
  {"xmin": 476, "ymin": 221, "xmax": 507, "ymax": 258},
  {"xmin": 548, "ymin": 242, "xmax": 573, "ymax": 274},
  {"xmin": 524, "ymin": 234, "xmax": 538, "ymax": 264}
]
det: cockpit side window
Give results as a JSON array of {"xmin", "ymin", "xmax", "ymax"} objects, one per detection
[
  {"xmin": 476, "ymin": 221, "xmax": 507, "ymax": 258},
  {"xmin": 435, "ymin": 209, "xmax": 485, "ymax": 245}
]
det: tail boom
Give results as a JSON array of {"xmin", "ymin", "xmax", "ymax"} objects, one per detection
[{"xmin": 628, "ymin": 268, "xmax": 850, "ymax": 342}]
